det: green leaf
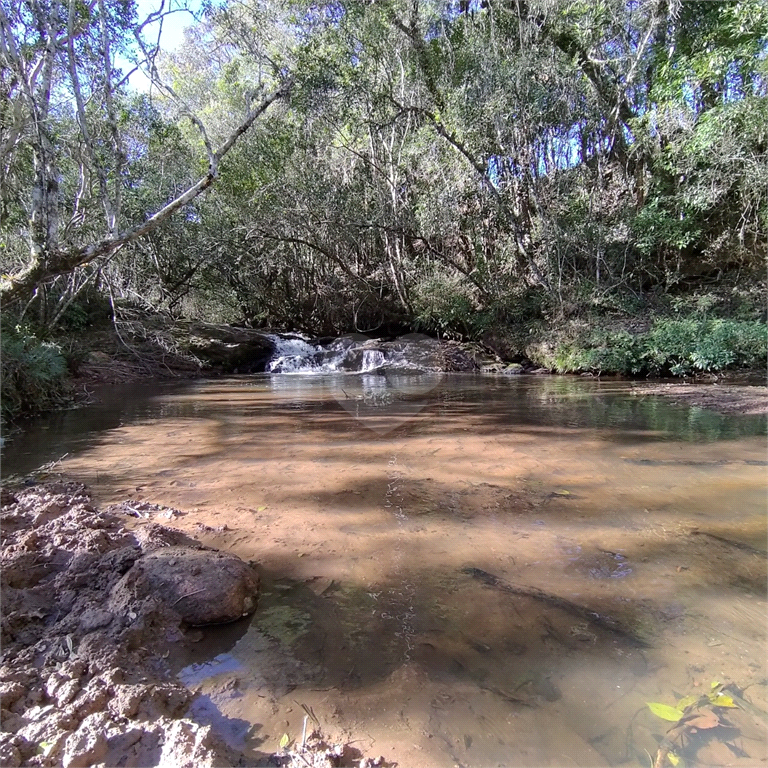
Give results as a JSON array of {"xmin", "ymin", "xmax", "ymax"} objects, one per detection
[
  {"xmin": 677, "ymin": 694, "xmax": 699, "ymax": 710},
  {"xmin": 37, "ymin": 741, "xmax": 56, "ymax": 757},
  {"xmin": 709, "ymin": 694, "xmax": 737, "ymax": 708},
  {"xmin": 647, "ymin": 702, "xmax": 686, "ymax": 722},
  {"xmin": 554, "ymin": 489, "xmax": 571, "ymax": 496},
  {"xmin": 668, "ymin": 751, "xmax": 680, "ymax": 766},
  {"xmin": 710, "ymin": 680, "xmax": 721, "ymax": 689},
  {"xmin": 279, "ymin": 733, "xmax": 290, "ymax": 750},
  {"xmin": 257, "ymin": 506, "xmax": 267, "ymax": 512}
]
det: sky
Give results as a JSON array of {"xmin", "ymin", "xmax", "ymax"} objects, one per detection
[{"xmin": 122, "ymin": 0, "xmax": 203, "ymax": 89}]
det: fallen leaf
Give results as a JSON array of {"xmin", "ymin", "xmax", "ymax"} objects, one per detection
[
  {"xmin": 684, "ymin": 709, "xmax": 720, "ymax": 730},
  {"xmin": 677, "ymin": 694, "xmax": 700, "ymax": 710},
  {"xmin": 709, "ymin": 694, "xmax": 737, "ymax": 708},
  {"xmin": 648, "ymin": 702, "xmax": 685, "ymax": 722}
]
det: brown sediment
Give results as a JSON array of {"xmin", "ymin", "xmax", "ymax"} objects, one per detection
[
  {"xmin": 688, "ymin": 528, "xmax": 768, "ymax": 557},
  {"xmin": 0, "ymin": 480, "xmax": 375, "ymax": 767},
  {"xmin": 461, "ymin": 566, "xmax": 652, "ymax": 646},
  {"xmin": 3, "ymin": 375, "xmax": 766, "ymax": 768},
  {"xmin": 630, "ymin": 382, "xmax": 768, "ymax": 415}
]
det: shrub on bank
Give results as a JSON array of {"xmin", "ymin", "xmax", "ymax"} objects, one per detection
[
  {"xmin": 1, "ymin": 324, "xmax": 70, "ymax": 420},
  {"xmin": 538, "ymin": 319, "xmax": 767, "ymax": 377}
]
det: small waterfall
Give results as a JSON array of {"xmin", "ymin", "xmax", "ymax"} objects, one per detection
[
  {"xmin": 266, "ymin": 335, "xmax": 323, "ymax": 373},
  {"xmin": 266, "ymin": 334, "xmax": 388, "ymax": 374},
  {"xmin": 266, "ymin": 333, "xmax": 441, "ymax": 374},
  {"xmin": 360, "ymin": 349, "xmax": 386, "ymax": 372}
]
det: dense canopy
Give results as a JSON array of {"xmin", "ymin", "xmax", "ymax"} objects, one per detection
[{"xmin": 1, "ymin": 0, "xmax": 766, "ymax": 336}]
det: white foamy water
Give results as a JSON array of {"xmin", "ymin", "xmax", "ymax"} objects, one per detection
[
  {"xmin": 267, "ymin": 335, "xmax": 398, "ymax": 374},
  {"xmin": 266, "ymin": 335, "xmax": 324, "ymax": 373},
  {"xmin": 360, "ymin": 349, "xmax": 386, "ymax": 372}
]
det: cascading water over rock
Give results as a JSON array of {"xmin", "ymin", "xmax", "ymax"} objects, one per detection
[
  {"xmin": 266, "ymin": 335, "xmax": 325, "ymax": 373},
  {"xmin": 267, "ymin": 335, "xmax": 421, "ymax": 374}
]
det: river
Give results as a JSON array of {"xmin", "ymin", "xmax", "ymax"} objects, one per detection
[{"xmin": 3, "ymin": 373, "xmax": 767, "ymax": 767}]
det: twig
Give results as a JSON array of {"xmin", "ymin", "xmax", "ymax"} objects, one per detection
[
  {"xmin": 463, "ymin": 566, "xmax": 650, "ymax": 646},
  {"xmin": 689, "ymin": 529, "xmax": 767, "ymax": 557},
  {"xmin": 171, "ymin": 588, "xmax": 207, "ymax": 607}
]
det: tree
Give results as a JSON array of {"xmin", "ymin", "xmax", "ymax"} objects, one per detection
[
  {"xmin": 2, "ymin": 0, "xmax": 764, "ymax": 334},
  {"xmin": 0, "ymin": 0, "xmax": 289, "ymax": 306}
]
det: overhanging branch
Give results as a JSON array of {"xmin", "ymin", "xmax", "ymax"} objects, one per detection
[{"xmin": 1, "ymin": 81, "xmax": 291, "ymax": 305}]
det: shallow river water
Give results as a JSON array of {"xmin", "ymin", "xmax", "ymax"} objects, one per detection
[{"xmin": 4, "ymin": 374, "xmax": 767, "ymax": 767}]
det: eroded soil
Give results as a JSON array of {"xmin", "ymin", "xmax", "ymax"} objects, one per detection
[{"xmin": 0, "ymin": 481, "xmax": 375, "ymax": 768}]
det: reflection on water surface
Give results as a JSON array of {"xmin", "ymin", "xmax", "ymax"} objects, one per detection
[{"xmin": 4, "ymin": 375, "xmax": 767, "ymax": 766}]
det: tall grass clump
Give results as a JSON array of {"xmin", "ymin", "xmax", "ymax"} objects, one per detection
[{"xmin": 1, "ymin": 323, "xmax": 70, "ymax": 421}]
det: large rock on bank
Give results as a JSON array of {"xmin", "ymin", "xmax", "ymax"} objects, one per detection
[
  {"xmin": 178, "ymin": 322, "xmax": 274, "ymax": 372},
  {"xmin": 111, "ymin": 546, "xmax": 259, "ymax": 626}
]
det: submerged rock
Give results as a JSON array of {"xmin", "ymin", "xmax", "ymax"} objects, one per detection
[{"xmin": 112, "ymin": 546, "xmax": 259, "ymax": 626}]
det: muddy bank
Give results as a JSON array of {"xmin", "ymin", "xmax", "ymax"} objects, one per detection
[
  {"xmin": 630, "ymin": 382, "xmax": 768, "ymax": 415},
  {"xmin": 0, "ymin": 481, "xmax": 374, "ymax": 768}
]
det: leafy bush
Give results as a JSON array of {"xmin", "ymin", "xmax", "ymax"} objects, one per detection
[
  {"xmin": 545, "ymin": 319, "xmax": 767, "ymax": 377},
  {"xmin": 1, "ymin": 324, "xmax": 70, "ymax": 420},
  {"xmin": 412, "ymin": 273, "xmax": 478, "ymax": 338},
  {"xmin": 644, "ymin": 319, "xmax": 766, "ymax": 376},
  {"xmin": 56, "ymin": 289, "xmax": 114, "ymax": 332}
]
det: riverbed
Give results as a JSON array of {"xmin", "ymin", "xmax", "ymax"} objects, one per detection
[{"xmin": 3, "ymin": 374, "xmax": 767, "ymax": 767}]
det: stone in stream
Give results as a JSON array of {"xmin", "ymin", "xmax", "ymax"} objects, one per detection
[
  {"xmin": 111, "ymin": 546, "xmax": 259, "ymax": 626},
  {"xmin": 179, "ymin": 321, "xmax": 274, "ymax": 372}
]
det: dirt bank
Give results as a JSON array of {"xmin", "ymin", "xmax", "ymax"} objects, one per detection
[
  {"xmin": 0, "ymin": 480, "xmax": 375, "ymax": 768},
  {"xmin": 630, "ymin": 381, "xmax": 768, "ymax": 415}
]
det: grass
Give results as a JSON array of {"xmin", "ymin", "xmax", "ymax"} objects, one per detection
[{"xmin": 1, "ymin": 323, "xmax": 70, "ymax": 421}]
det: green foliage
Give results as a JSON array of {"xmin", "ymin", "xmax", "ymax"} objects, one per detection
[
  {"xmin": 647, "ymin": 702, "xmax": 686, "ymax": 722},
  {"xmin": 1, "ymin": 324, "xmax": 70, "ymax": 420},
  {"xmin": 645, "ymin": 319, "xmax": 766, "ymax": 375},
  {"xmin": 3, "ymin": 0, "xmax": 766, "ymax": 353},
  {"xmin": 412, "ymin": 274, "xmax": 477, "ymax": 338},
  {"xmin": 543, "ymin": 319, "xmax": 767, "ymax": 376},
  {"xmin": 631, "ymin": 198, "xmax": 700, "ymax": 258},
  {"xmin": 57, "ymin": 291, "xmax": 113, "ymax": 332}
]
